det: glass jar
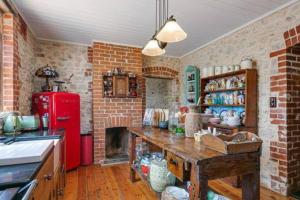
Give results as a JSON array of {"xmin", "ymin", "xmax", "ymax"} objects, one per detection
[
  {"xmin": 141, "ymin": 154, "xmax": 151, "ymax": 177},
  {"xmin": 168, "ymin": 102, "xmax": 180, "ymax": 133},
  {"xmin": 150, "ymin": 158, "xmax": 176, "ymax": 192},
  {"xmin": 136, "ymin": 142, "xmax": 149, "ymax": 161}
]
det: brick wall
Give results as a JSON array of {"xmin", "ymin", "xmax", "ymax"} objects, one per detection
[
  {"xmin": 92, "ymin": 42, "xmax": 143, "ymax": 163},
  {"xmin": 2, "ymin": 13, "xmax": 20, "ymax": 111},
  {"xmin": 269, "ymin": 25, "xmax": 300, "ymax": 194},
  {"xmin": 1, "ymin": 11, "xmax": 37, "ymax": 114}
]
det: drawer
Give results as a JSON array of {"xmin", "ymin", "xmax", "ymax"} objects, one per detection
[{"xmin": 166, "ymin": 152, "xmax": 189, "ymax": 181}]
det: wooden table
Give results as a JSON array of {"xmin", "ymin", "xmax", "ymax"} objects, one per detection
[{"xmin": 128, "ymin": 127, "xmax": 260, "ymax": 200}]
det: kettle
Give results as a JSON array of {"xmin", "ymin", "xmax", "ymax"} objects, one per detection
[{"xmin": 0, "ymin": 112, "xmax": 23, "ymax": 135}]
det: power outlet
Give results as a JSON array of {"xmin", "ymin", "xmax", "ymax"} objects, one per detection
[{"xmin": 270, "ymin": 97, "xmax": 277, "ymax": 108}]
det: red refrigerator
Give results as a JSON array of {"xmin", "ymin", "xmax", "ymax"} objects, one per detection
[{"xmin": 32, "ymin": 92, "xmax": 81, "ymax": 171}]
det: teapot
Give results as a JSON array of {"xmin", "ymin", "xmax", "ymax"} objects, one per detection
[
  {"xmin": 0, "ymin": 112, "xmax": 23, "ymax": 135},
  {"xmin": 227, "ymin": 112, "xmax": 241, "ymax": 127}
]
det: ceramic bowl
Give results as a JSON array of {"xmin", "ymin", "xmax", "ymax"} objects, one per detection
[
  {"xmin": 200, "ymin": 114, "xmax": 214, "ymax": 124},
  {"xmin": 159, "ymin": 121, "xmax": 168, "ymax": 129}
]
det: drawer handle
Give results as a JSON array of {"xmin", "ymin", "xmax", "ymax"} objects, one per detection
[
  {"xmin": 169, "ymin": 159, "xmax": 178, "ymax": 166},
  {"xmin": 20, "ymin": 179, "xmax": 38, "ymax": 200},
  {"xmin": 44, "ymin": 174, "xmax": 52, "ymax": 181}
]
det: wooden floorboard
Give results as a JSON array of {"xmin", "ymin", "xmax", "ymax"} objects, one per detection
[{"xmin": 63, "ymin": 164, "xmax": 294, "ymax": 200}]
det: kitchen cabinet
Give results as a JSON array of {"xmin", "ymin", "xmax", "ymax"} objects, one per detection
[
  {"xmin": 52, "ymin": 139, "xmax": 66, "ymax": 200},
  {"xmin": 103, "ymin": 74, "xmax": 138, "ymax": 98},
  {"xmin": 200, "ymin": 69, "xmax": 257, "ymax": 136},
  {"xmin": 53, "ymin": 164, "xmax": 65, "ymax": 200},
  {"xmin": 29, "ymin": 150, "xmax": 54, "ymax": 200},
  {"xmin": 184, "ymin": 65, "xmax": 200, "ymax": 106},
  {"xmin": 28, "ymin": 138, "xmax": 65, "ymax": 200}
]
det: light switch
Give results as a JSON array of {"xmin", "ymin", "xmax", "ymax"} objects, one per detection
[{"xmin": 270, "ymin": 97, "xmax": 277, "ymax": 108}]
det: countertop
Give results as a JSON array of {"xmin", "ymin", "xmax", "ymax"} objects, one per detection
[{"xmin": 0, "ymin": 129, "xmax": 64, "ymax": 199}]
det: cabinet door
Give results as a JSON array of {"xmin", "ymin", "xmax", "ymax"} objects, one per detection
[
  {"xmin": 113, "ymin": 76, "xmax": 128, "ymax": 97},
  {"xmin": 31, "ymin": 151, "xmax": 54, "ymax": 200}
]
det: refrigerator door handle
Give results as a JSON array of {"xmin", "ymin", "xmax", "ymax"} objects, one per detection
[{"xmin": 57, "ymin": 116, "xmax": 70, "ymax": 121}]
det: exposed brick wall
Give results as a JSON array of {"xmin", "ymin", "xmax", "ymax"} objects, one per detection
[
  {"xmin": 92, "ymin": 42, "xmax": 143, "ymax": 163},
  {"xmin": 269, "ymin": 25, "xmax": 300, "ymax": 195},
  {"xmin": 2, "ymin": 13, "xmax": 20, "ymax": 111}
]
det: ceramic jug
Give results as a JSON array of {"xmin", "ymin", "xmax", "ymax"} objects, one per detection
[
  {"xmin": 150, "ymin": 158, "xmax": 176, "ymax": 192},
  {"xmin": 1, "ymin": 112, "xmax": 23, "ymax": 135},
  {"xmin": 185, "ymin": 106, "xmax": 202, "ymax": 137}
]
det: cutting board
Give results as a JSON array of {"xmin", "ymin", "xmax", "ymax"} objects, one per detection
[{"xmin": 0, "ymin": 140, "xmax": 54, "ymax": 166}]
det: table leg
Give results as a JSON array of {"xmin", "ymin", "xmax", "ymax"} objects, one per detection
[
  {"xmin": 242, "ymin": 171, "xmax": 260, "ymax": 200},
  {"xmin": 129, "ymin": 132, "xmax": 136, "ymax": 182},
  {"xmin": 199, "ymin": 178, "xmax": 208, "ymax": 200},
  {"xmin": 189, "ymin": 164, "xmax": 201, "ymax": 200}
]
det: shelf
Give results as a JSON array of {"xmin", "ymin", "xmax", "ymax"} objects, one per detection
[
  {"xmin": 188, "ymin": 91, "xmax": 195, "ymax": 94},
  {"xmin": 202, "ymin": 88, "xmax": 245, "ymax": 94},
  {"xmin": 201, "ymin": 104, "xmax": 245, "ymax": 107},
  {"xmin": 131, "ymin": 165, "xmax": 162, "ymax": 198},
  {"xmin": 187, "ymin": 80, "xmax": 195, "ymax": 83}
]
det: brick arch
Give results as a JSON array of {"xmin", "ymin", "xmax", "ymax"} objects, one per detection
[
  {"xmin": 269, "ymin": 24, "xmax": 300, "ymax": 195},
  {"xmin": 142, "ymin": 66, "xmax": 179, "ymax": 79}
]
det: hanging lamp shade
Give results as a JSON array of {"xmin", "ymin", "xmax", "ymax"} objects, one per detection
[
  {"xmin": 156, "ymin": 16, "xmax": 187, "ymax": 43},
  {"xmin": 142, "ymin": 38, "xmax": 166, "ymax": 56}
]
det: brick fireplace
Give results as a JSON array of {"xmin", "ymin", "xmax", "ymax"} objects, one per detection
[
  {"xmin": 105, "ymin": 127, "xmax": 129, "ymax": 164},
  {"xmin": 269, "ymin": 24, "xmax": 300, "ymax": 195},
  {"xmin": 92, "ymin": 42, "xmax": 143, "ymax": 164}
]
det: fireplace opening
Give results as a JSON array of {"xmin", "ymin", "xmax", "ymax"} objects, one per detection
[{"xmin": 104, "ymin": 127, "xmax": 129, "ymax": 164}]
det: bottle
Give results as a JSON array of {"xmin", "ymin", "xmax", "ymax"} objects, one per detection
[{"xmin": 42, "ymin": 113, "xmax": 49, "ymax": 130}]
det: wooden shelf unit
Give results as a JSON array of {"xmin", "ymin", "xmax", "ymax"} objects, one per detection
[
  {"xmin": 200, "ymin": 69, "xmax": 258, "ymax": 135},
  {"xmin": 103, "ymin": 74, "xmax": 138, "ymax": 98}
]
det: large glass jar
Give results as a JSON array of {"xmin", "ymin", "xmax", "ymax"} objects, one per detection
[
  {"xmin": 168, "ymin": 102, "xmax": 180, "ymax": 133},
  {"xmin": 149, "ymin": 158, "xmax": 176, "ymax": 192}
]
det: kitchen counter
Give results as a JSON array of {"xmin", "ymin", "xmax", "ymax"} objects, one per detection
[
  {"xmin": 0, "ymin": 129, "xmax": 64, "ymax": 144},
  {"xmin": 0, "ymin": 162, "xmax": 42, "ymax": 189},
  {"xmin": 0, "ymin": 129, "xmax": 64, "ymax": 199}
]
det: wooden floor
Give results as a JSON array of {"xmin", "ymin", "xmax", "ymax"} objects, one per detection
[{"xmin": 63, "ymin": 164, "xmax": 294, "ymax": 200}]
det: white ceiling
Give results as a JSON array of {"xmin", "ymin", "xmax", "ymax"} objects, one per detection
[{"xmin": 13, "ymin": 0, "xmax": 296, "ymax": 57}]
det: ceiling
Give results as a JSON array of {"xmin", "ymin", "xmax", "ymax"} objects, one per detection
[{"xmin": 12, "ymin": 0, "xmax": 296, "ymax": 57}]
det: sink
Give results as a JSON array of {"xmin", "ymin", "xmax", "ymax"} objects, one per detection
[{"xmin": 0, "ymin": 140, "xmax": 54, "ymax": 166}]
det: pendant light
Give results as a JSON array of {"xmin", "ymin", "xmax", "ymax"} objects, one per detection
[
  {"xmin": 142, "ymin": 0, "xmax": 166, "ymax": 56},
  {"xmin": 142, "ymin": 0, "xmax": 186, "ymax": 56},
  {"xmin": 142, "ymin": 36, "xmax": 165, "ymax": 56},
  {"xmin": 156, "ymin": 15, "xmax": 187, "ymax": 43},
  {"xmin": 156, "ymin": 0, "xmax": 187, "ymax": 43}
]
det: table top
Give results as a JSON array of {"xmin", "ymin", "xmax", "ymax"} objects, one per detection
[{"xmin": 128, "ymin": 127, "xmax": 227, "ymax": 164}]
